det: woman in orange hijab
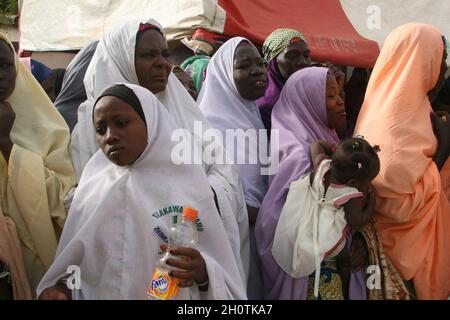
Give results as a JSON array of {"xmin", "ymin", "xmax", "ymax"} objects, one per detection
[{"xmin": 355, "ymin": 23, "xmax": 450, "ymax": 299}]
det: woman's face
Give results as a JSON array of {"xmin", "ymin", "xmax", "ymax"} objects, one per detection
[
  {"xmin": 135, "ymin": 30, "xmax": 172, "ymax": 94},
  {"xmin": 94, "ymin": 96, "xmax": 148, "ymax": 167},
  {"xmin": 326, "ymin": 73, "xmax": 346, "ymax": 132},
  {"xmin": 233, "ymin": 44, "xmax": 268, "ymax": 101},
  {"xmin": 276, "ymin": 41, "xmax": 311, "ymax": 82},
  {"xmin": 0, "ymin": 40, "xmax": 16, "ymax": 101}
]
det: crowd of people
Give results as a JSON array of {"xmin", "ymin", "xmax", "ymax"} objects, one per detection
[{"xmin": 0, "ymin": 18, "xmax": 449, "ymax": 300}]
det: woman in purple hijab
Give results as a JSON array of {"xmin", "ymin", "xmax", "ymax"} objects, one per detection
[
  {"xmin": 255, "ymin": 67, "xmax": 367, "ymax": 300},
  {"xmin": 256, "ymin": 28, "xmax": 312, "ymax": 132}
]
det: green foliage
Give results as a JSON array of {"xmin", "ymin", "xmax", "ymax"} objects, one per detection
[{"xmin": 0, "ymin": 0, "xmax": 18, "ymax": 15}]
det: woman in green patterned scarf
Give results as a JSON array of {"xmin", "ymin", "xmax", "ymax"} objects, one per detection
[
  {"xmin": 180, "ymin": 55, "xmax": 210, "ymax": 92},
  {"xmin": 256, "ymin": 28, "xmax": 311, "ymax": 131}
]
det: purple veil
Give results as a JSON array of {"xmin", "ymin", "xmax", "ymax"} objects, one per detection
[{"xmin": 255, "ymin": 67, "xmax": 366, "ymax": 300}]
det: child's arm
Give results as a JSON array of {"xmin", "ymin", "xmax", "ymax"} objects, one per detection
[
  {"xmin": 343, "ymin": 187, "xmax": 375, "ymax": 230},
  {"xmin": 310, "ymin": 140, "xmax": 335, "ymax": 170},
  {"xmin": 38, "ymin": 282, "xmax": 72, "ymax": 300},
  {"xmin": 310, "ymin": 140, "xmax": 336, "ymax": 183}
]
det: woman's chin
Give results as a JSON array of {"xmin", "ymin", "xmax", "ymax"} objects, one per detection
[{"xmin": 147, "ymin": 82, "xmax": 168, "ymax": 95}]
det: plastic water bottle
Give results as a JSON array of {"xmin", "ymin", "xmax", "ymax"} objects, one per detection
[{"xmin": 147, "ymin": 207, "xmax": 198, "ymax": 300}]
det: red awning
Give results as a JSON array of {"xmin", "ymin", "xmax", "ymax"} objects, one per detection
[{"xmin": 218, "ymin": 0, "xmax": 380, "ymax": 68}]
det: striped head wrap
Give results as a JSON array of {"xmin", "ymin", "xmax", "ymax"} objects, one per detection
[{"xmin": 262, "ymin": 28, "xmax": 308, "ymax": 62}]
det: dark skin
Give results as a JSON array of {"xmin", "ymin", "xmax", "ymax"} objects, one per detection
[
  {"xmin": 135, "ymin": 30, "xmax": 172, "ymax": 95},
  {"xmin": 233, "ymin": 43, "xmax": 268, "ymax": 101},
  {"xmin": 173, "ymin": 69, "xmax": 198, "ymax": 100},
  {"xmin": 276, "ymin": 40, "xmax": 311, "ymax": 82},
  {"xmin": 326, "ymin": 73, "xmax": 347, "ymax": 134},
  {"xmin": 430, "ymin": 46, "xmax": 450, "ymax": 170},
  {"xmin": 94, "ymin": 96, "xmax": 148, "ymax": 167},
  {"xmin": 38, "ymin": 282, "xmax": 71, "ymax": 300},
  {"xmin": 0, "ymin": 40, "xmax": 16, "ymax": 164},
  {"xmin": 40, "ymin": 69, "xmax": 65, "ymax": 102},
  {"xmin": 40, "ymin": 76, "xmax": 57, "ymax": 102},
  {"xmin": 310, "ymin": 140, "xmax": 378, "ymax": 231},
  {"xmin": 427, "ymin": 43, "xmax": 448, "ymax": 103},
  {"xmin": 431, "ymin": 111, "xmax": 450, "ymax": 170},
  {"xmin": 160, "ymin": 243, "xmax": 209, "ymax": 290},
  {"xmin": 310, "ymin": 139, "xmax": 378, "ymax": 297}
]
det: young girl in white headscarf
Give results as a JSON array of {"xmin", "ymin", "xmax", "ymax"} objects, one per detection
[{"xmin": 37, "ymin": 83, "xmax": 247, "ymax": 300}]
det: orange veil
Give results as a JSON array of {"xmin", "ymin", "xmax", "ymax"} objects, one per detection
[{"xmin": 354, "ymin": 23, "xmax": 450, "ymax": 299}]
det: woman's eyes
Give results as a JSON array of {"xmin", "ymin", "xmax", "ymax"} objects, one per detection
[
  {"xmin": 95, "ymin": 119, "xmax": 129, "ymax": 135},
  {"xmin": 0, "ymin": 63, "xmax": 12, "ymax": 69},
  {"xmin": 96, "ymin": 126, "xmax": 106, "ymax": 135},
  {"xmin": 286, "ymin": 53, "xmax": 300, "ymax": 60},
  {"xmin": 286, "ymin": 52, "xmax": 310, "ymax": 61},
  {"xmin": 236, "ymin": 60, "xmax": 266, "ymax": 69},
  {"xmin": 236, "ymin": 63, "xmax": 250, "ymax": 70},
  {"xmin": 116, "ymin": 119, "xmax": 129, "ymax": 128},
  {"xmin": 143, "ymin": 52, "xmax": 155, "ymax": 58},
  {"xmin": 142, "ymin": 51, "xmax": 170, "ymax": 59}
]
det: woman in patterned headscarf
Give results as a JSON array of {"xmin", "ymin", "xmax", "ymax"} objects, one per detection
[{"xmin": 256, "ymin": 28, "xmax": 311, "ymax": 131}]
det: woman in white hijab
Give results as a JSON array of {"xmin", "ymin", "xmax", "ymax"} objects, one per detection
[
  {"xmin": 198, "ymin": 37, "xmax": 268, "ymax": 299},
  {"xmin": 198, "ymin": 37, "xmax": 268, "ymax": 218},
  {"xmin": 70, "ymin": 19, "xmax": 249, "ymax": 287},
  {"xmin": 37, "ymin": 83, "xmax": 247, "ymax": 300}
]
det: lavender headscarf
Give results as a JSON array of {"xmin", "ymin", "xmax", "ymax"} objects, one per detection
[
  {"xmin": 257, "ymin": 60, "xmax": 284, "ymax": 108},
  {"xmin": 255, "ymin": 67, "xmax": 367, "ymax": 300}
]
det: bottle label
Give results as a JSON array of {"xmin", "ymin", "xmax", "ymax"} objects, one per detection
[{"xmin": 147, "ymin": 267, "xmax": 179, "ymax": 300}]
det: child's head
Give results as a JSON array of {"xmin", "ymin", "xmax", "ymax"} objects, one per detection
[
  {"xmin": 172, "ymin": 66, "xmax": 198, "ymax": 100},
  {"xmin": 331, "ymin": 136, "xmax": 380, "ymax": 190},
  {"xmin": 41, "ymin": 68, "xmax": 65, "ymax": 102},
  {"xmin": 93, "ymin": 84, "xmax": 148, "ymax": 167},
  {"xmin": 0, "ymin": 39, "xmax": 16, "ymax": 101}
]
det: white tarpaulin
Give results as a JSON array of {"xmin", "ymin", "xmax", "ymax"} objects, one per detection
[{"xmin": 20, "ymin": 0, "xmax": 226, "ymax": 51}]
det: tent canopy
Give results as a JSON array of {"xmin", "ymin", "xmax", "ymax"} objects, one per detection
[{"xmin": 19, "ymin": 0, "xmax": 450, "ymax": 68}]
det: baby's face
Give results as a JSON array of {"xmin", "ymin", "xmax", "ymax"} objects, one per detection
[{"xmin": 94, "ymin": 96, "xmax": 148, "ymax": 166}]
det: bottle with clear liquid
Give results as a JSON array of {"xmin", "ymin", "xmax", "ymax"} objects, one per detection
[{"xmin": 147, "ymin": 207, "xmax": 198, "ymax": 300}]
